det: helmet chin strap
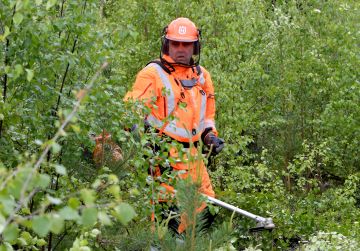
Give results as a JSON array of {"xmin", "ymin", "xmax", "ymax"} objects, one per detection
[{"xmin": 159, "ymin": 54, "xmax": 176, "ymax": 72}]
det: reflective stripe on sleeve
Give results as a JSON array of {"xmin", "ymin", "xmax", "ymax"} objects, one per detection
[{"xmin": 204, "ymin": 119, "xmax": 215, "ymax": 129}]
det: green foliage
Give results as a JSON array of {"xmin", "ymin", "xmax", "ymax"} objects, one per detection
[
  {"xmin": 301, "ymin": 231, "xmax": 360, "ymax": 251},
  {"xmin": 0, "ymin": 0, "xmax": 359, "ymax": 250}
]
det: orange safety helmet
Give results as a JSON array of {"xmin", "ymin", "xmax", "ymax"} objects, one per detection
[
  {"xmin": 165, "ymin": 17, "xmax": 199, "ymax": 42},
  {"xmin": 161, "ymin": 17, "xmax": 201, "ymax": 66}
]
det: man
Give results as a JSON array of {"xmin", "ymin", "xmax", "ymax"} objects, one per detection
[{"xmin": 124, "ymin": 17, "xmax": 224, "ymax": 233}]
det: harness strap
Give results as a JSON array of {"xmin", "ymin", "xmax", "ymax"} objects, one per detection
[
  {"xmin": 147, "ymin": 60, "xmax": 202, "ymax": 77},
  {"xmin": 196, "ymin": 65, "xmax": 202, "ymax": 76},
  {"xmin": 147, "ymin": 60, "xmax": 174, "ymax": 75}
]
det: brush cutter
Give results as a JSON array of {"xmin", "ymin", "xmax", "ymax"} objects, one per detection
[
  {"xmin": 204, "ymin": 195, "xmax": 275, "ymax": 232},
  {"xmin": 170, "ymin": 157, "xmax": 275, "ymax": 232},
  {"xmin": 169, "ymin": 188, "xmax": 275, "ymax": 232}
]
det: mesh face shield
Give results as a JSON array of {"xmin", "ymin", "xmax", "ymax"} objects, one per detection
[{"xmin": 160, "ymin": 38, "xmax": 201, "ymax": 67}]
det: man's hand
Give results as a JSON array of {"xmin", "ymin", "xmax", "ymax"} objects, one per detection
[{"xmin": 204, "ymin": 132, "xmax": 225, "ymax": 155}]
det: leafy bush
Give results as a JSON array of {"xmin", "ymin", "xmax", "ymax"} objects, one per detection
[
  {"xmin": 1, "ymin": 0, "xmax": 359, "ymax": 250},
  {"xmin": 301, "ymin": 231, "xmax": 360, "ymax": 251}
]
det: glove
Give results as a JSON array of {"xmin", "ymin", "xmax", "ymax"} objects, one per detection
[{"xmin": 203, "ymin": 132, "xmax": 225, "ymax": 155}]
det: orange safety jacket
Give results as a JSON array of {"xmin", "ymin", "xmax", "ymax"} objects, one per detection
[
  {"xmin": 124, "ymin": 55, "xmax": 216, "ymax": 198},
  {"xmin": 124, "ymin": 55, "xmax": 217, "ymax": 143}
]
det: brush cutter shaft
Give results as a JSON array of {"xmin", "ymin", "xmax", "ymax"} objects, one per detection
[
  {"xmin": 205, "ymin": 195, "xmax": 275, "ymax": 230},
  {"xmin": 206, "ymin": 196, "xmax": 266, "ymax": 222}
]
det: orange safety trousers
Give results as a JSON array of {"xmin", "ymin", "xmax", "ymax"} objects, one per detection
[{"xmin": 152, "ymin": 146, "xmax": 215, "ymax": 233}]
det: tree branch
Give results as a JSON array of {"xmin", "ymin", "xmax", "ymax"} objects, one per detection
[
  {"xmin": 0, "ymin": 5, "xmax": 16, "ymax": 138},
  {"xmin": 0, "ymin": 62, "xmax": 109, "ymax": 234}
]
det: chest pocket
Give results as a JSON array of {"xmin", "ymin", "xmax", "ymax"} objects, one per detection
[{"xmin": 175, "ymin": 85, "xmax": 207, "ymax": 125}]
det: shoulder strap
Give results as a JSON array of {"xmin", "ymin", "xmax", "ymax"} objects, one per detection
[
  {"xmin": 147, "ymin": 60, "xmax": 173, "ymax": 75},
  {"xmin": 195, "ymin": 65, "xmax": 202, "ymax": 76},
  {"xmin": 195, "ymin": 65, "xmax": 205, "ymax": 85}
]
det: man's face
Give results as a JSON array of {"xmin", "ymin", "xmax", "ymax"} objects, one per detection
[{"xmin": 168, "ymin": 40, "xmax": 194, "ymax": 65}]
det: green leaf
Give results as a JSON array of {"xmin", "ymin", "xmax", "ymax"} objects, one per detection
[
  {"xmin": 98, "ymin": 211, "xmax": 112, "ymax": 226},
  {"xmin": 46, "ymin": 0, "xmax": 57, "ymax": 10},
  {"xmin": 59, "ymin": 206, "xmax": 79, "ymax": 220},
  {"xmin": 3, "ymin": 223, "xmax": 19, "ymax": 242},
  {"xmin": 25, "ymin": 69, "xmax": 34, "ymax": 82},
  {"xmin": 0, "ymin": 243, "xmax": 14, "ymax": 251},
  {"xmin": 7, "ymin": 179, "xmax": 23, "ymax": 199},
  {"xmin": 36, "ymin": 239, "xmax": 47, "ymax": 246},
  {"xmin": 17, "ymin": 231, "xmax": 32, "ymax": 246},
  {"xmin": 15, "ymin": 0, "xmax": 24, "ymax": 11},
  {"xmin": 34, "ymin": 139, "xmax": 43, "ymax": 145},
  {"xmin": 13, "ymin": 13, "xmax": 24, "ymax": 25},
  {"xmin": 0, "ymin": 26, "xmax": 10, "ymax": 42},
  {"xmin": 90, "ymin": 228, "xmax": 101, "ymax": 237},
  {"xmin": 108, "ymin": 174, "xmax": 119, "ymax": 184},
  {"xmin": 37, "ymin": 174, "xmax": 50, "ymax": 189},
  {"xmin": 16, "ymin": 237, "xmax": 27, "ymax": 246},
  {"xmin": 80, "ymin": 189, "xmax": 95, "ymax": 206},
  {"xmin": 0, "ymin": 213, "xmax": 6, "ymax": 233},
  {"xmin": 46, "ymin": 195, "xmax": 62, "ymax": 205},
  {"xmin": 113, "ymin": 203, "xmax": 136, "ymax": 225},
  {"xmin": 32, "ymin": 216, "xmax": 51, "ymax": 237},
  {"xmin": 20, "ymin": 231, "xmax": 32, "ymax": 243},
  {"xmin": 0, "ymin": 195, "xmax": 16, "ymax": 215},
  {"xmin": 91, "ymin": 179, "xmax": 102, "ymax": 189},
  {"xmin": 49, "ymin": 214, "xmax": 64, "ymax": 234},
  {"xmin": 51, "ymin": 142, "xmax": 61, "ymax": 154},
  {"xmin": 68, "ymin": 197, "xmax": 80, "ymax": 209},
  {"xmin": 20, "ymin": 207, "xmax": 31, "ymax": 215},
  {"xmin": 54, "ymin": 164, "xmax": 67, "ymax": 175},
  {"xmin": 107, "ymin": 185, "xmax": 120, "ymax": 198},
  {"xmin": 14, "ymin": 64, "xmax": 23, "ymax": 76},
  {"xmin": 35, "ymin": 0, "xmax": 43, "ymax": 5},
  {"xmin": 81, "ymin": 207, "xmax": 98, "ymax": 227},
  {"xmin": 70, "ymin": 124, "xmax": 81, "ymax": 133},
  {"xmin": 4, "ymin": 66, "xmax": 10, "ymax": 74}
]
